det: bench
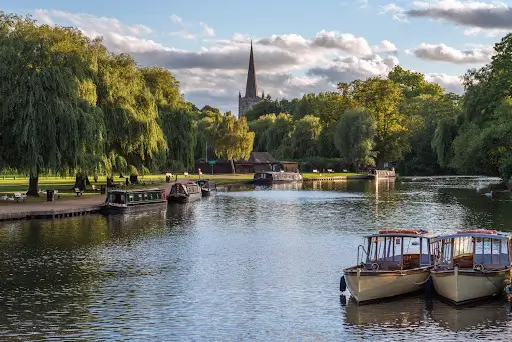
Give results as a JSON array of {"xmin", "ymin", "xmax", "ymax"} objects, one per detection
[
  {"xmin": 74, "ymin": 188, "xmax": 83, "ymax": 197},
  {"xmin": 327, "ymin": 169, "xmax": 334, "ymax": 173},
  {"xmin": 14, "ymin": 192, "xmax": 27, "ymax": 202}
]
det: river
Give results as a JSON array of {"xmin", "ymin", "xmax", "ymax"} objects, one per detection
[{"xmin": 0, "ymin": 177, "xmax": 511, "ymax": 341}]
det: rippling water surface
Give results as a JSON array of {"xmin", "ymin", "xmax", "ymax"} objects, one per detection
[{"xmin": 1, "ymin": 177, "xmax": 512, "ymax": 341}]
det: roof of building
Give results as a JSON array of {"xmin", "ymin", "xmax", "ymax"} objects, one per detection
[{"xmin": 247, "ymin": 152, "xmax": 279, "ymax": 164}]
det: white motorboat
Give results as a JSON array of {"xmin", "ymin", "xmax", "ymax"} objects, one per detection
[
  {"xmin": 430, "ymin": 229, "xmax": 511, "ymax": 305},
  {"xmin": 341, "ymin": 229, "xmax": 432, "ymax": 304}
]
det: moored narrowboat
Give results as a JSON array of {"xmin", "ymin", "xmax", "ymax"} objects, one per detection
[
  {"xmin": 168, "ymin": 179, "xmax": 202, "ymax": 203},
  {"xmin": 102, "ymin": 188, "xmax": 166, "ymax": 213},
  {"xmin": 252, "ymin": 171, "xmax": 303, "ymax": 185},
  {"xmin": 196, "ymin": 179, "xmax": 217, "ymax": 197}
]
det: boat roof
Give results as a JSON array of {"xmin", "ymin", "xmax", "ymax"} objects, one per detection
[
  {"xmin": 432, "ymin": 232, "xmax": 510, "ymax": 241},
  {"xmin": 365, "ymin": 229, "xmax": 431, "ymax": 238},
  {"xmin": 109, "ymin": 188, "xmax": 163, "ymax": 193},
  {"xmin": 173, "ymin": 179, "xmax": 198, "ymax": 184}
]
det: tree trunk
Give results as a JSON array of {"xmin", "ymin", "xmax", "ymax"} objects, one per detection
[
  {"xmin": 27, "ymin": 174, "xmax": 39, "ymax": 197},
  {"xmin": 85, "ymin": 176, "xmax": 91, "ymax": 186},
  {"xmin": 230, "ymin": 159, "xmax": 235, "ymax": 174}
]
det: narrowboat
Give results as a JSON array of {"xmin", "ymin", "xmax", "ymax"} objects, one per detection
[
  {"xmin": 196, "ymin": 179, "xmax": 217, "ymax": 197},
  {"xmin": 102, "ymin": 188, "xmax": 166, "ymax": 213},
  {"xmin": 430, "ymin": 229, "xmax": 511, "ymax": 305},
  {"xmin": 168, "ymin": 179, "xmax": 202, "ymax": 203},
  {"xmin": 341, "ymin": 229, "xmax": 432, "ymax": 304},
  {"xmin": 252, "ymin": 171, "xmax": 303, "ymax": 185}
]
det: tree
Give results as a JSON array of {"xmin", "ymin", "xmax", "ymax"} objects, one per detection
[
  {"xmin": 0, "ymin": 13, "xmax": 105, "ymax": 195},
  {"xmin": 262, "ymin": 113, "xmax": 294, "ymax": 158},
  {"xmin": 211, "ymin": 112, "xmax": 254, "ymax": 173},
  {"xmin": 388, "ymin": 66, "xmax": 444, "ymax": 99},
  {"xmin": 399, "ymin": 94, "xmax": 461, "ymax": 175},
  {"xmin": 291, "ymin": 115, "xmax": 322, "ymax": 158},
  {"xmin": 248, "ymin": 114, "xmax": 276, "ymax": 152},
  {"xmin": 96, "ymin": 53, "xmax": 167, "ymax": 176},
  {"xmin": 334, "ymin": 109, "xmax": 376, "ymax": 171},
  {"xmin": 142, "ymin": 67, "xmax": 196, "ymax": 171},
  {"xmin": 338, "ymin": 78, "xmax": 408, "ymax": 166}
]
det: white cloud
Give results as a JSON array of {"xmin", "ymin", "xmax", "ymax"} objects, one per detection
[
  {"xmin": 200, "ymin": 22, "xmax": 215, "ymax": 37},
  {"xmin": 380, "ymin": 3, "xmax": 408, "ymax": 22},
  {"xmin": 412, "ymin": 43, "xmax": 493, "ymax": 63},
  {"xmin": 30, "ymin": 9, "xmax": 466, "ymax": 113},
  {"xmin": 170, "ymin": 14, "xmax": 183, "ymax": 24},
  {"xmin": 424, "ymin": 73, "xmax": 463, "ymax": 93},
  {"xmin": 372, "ymin": 40, "xmax": 398, "ymax": 54}
]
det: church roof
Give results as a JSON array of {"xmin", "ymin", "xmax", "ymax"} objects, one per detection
[{"xmin": 245, "ymin": 40, "xmax": 257, "ymax": 98}]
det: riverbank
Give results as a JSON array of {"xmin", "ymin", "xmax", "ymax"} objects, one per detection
[{"xmin": 0, "ymin": 172, "xmax": 372, "ymax": 222}]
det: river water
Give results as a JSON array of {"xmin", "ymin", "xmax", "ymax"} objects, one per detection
[{"xmin": 1, "ymin": 177, "xmax": 511, "ymax": 341}]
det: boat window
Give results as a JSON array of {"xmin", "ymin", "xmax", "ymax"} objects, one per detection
[
  {"xmin": 129, "ymin": 194, "xmax": 134, "ymax": 202},
  {"xmin": 474, "ymin": 238, "xmax": 509, "ymax": 266},
  {"xmin": 436, "ymin": 239, "xmax": 454, "ymax": 267}
]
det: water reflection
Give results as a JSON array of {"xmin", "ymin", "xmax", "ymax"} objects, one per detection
[{"xmin": 0, "ymin": 176, "xmax": 511, "ymax": 340}]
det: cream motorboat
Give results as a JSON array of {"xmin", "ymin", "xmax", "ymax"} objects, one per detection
[
  {"xmin": 430, "ymin": 229, "xmax": 511, "ymax": 305},
  {"xmin": 341, "ymin": 229, "xmax": 432, "ymax": 304}
]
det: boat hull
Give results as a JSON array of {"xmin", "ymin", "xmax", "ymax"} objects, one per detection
[
  {"xmin": 344, "ymin": 267, "xmax": 430, "ymax": 303},
  {"xmin": 167, "ymin": 192, "xmax": 201, "ymax": 203},
  {"xmin": 201, "ymin": 188, "xmax": 216, "ymax": 197},
  {"xmin": 102, "ymin": 200, "xmax": 166, "ymax": 213},
  {"xmin": 431, "ymin": 268, "xmax": 509, "ymax": 304}
]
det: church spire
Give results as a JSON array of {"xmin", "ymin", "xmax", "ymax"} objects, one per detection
[{"xmin": 245, "ymin": 40, "xmax": 257, "ymax": 98}]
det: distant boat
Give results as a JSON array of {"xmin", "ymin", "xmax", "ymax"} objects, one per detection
[
  {"xmin": 196, "ymin": 179, "xmax": 217, "ymax": 197},
  {"xmin": 252, "ymin": 171, "xmax": 303, "ymax": 185},
  {"xmin": 168, "ymin": 179, "xmax": 202, "ymax": 203},
  {"xmin": 430, "ymin": 229, "xmax": 511, "ymax": 305},
  {"xmin": 368, "ymin": 169, "xmax": 396, "ymax": 179},
  {"xmin": 102, "ymin": 188, "xmax": 167, "ymax": 213},
  {"xmin": 341, "ymin": 229, "xmax": 432, "ymax": 304}
]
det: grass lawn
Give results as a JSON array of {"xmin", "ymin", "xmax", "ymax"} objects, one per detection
[
  {"xmin": 0, "ymin": 172, "xmax": 367, "ymax": 196},
  {"xmin": 0, "ymin": 173, "xmax": 255, "ymax": 195}
]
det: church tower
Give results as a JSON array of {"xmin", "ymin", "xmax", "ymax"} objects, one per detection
[{"xmin": 238, "ymin": 41, "xmax": 264, "ymax": 117}]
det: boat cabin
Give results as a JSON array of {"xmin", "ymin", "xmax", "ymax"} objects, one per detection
[
  {"xmin": 170, "ymin": 181, "xmax": 201, "ymax": 196},
  {"xmin": 360, "ymin": 230, "xmax": 431, "ymax": 271},
  {"xmin": 431, "ymin": 230, "xmax": 511, "ymax": 271},
  {"xmin": 106, "ymin": 188, "xmax": 165, "ymax": 206}
]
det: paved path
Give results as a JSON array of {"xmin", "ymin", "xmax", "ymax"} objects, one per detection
[{"xmin": 0, "ymin": 183, "xmax": 174, "ymax": 221}]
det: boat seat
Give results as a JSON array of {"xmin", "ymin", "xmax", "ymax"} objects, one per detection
[{"xmin": 481, "ymin": 264, "xmax": 509, "ymax": 271}]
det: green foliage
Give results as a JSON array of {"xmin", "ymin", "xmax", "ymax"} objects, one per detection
[
  {"xmin": 334, "ymin": 109, "xmax": 376, "ymax": 170},
  {"xmin": 211, "ymin": 113, "xmax": 254, "ymax": 161},
  {"xmin": 248, "ymin": 114, "xmax": 276, "ymax": 152},
  {"xmin": 291, "ymin": 115, "xmax": 322, "ymax": 158},
  {"xmin": 338, "ymin": 78, "xmax": 409, "ymax": 164}
]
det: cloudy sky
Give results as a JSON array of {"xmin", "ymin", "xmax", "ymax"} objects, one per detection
[{"xmin": 4, "ymin": 0, "xmax": 510, "ymax": 114}]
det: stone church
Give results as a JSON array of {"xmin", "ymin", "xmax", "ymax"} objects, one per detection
[{"xmin": 238, "ymin": 41, "xmax": 265, "ymax": 117}]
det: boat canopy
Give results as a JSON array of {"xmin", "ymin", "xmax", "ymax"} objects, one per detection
[
  {"xmin": 431, "ymin": 231, "xmax": 510, "ymax": 242},
  {"xmin": 365, "ymin": 229, "xmax": 430, "ymax": 238}
]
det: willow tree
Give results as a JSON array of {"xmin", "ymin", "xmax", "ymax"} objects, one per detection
[
  {"xmin": 211, "ymin": 112, "xmax": 254, "ymax": 173},
  {"xmin": 96, "ymin": 53, "xmax": 167, "ymax": 176},
  {"xmin": 142, "ymin": 67, "xmax": 196, "ymax": 171},
  {"xmin": 0, "ymin": 13, "xmax": 105, "ymax": 195}
]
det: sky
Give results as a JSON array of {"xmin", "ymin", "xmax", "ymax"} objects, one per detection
[{"xmin": 3, "ymin": 0, "xmax": 511, "ymax": 114}]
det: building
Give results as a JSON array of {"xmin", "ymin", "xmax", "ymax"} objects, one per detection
[
  {"xmin": 236, "ymin": 152, "xmax": 280, "ymax": 173},
  {"xmin": 194, "ymin": 152, "xmax": 298, "ymax": 174},
  {"xmin": 238, "ymin": 41, "xmax": 264, "ymax": 117}
]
